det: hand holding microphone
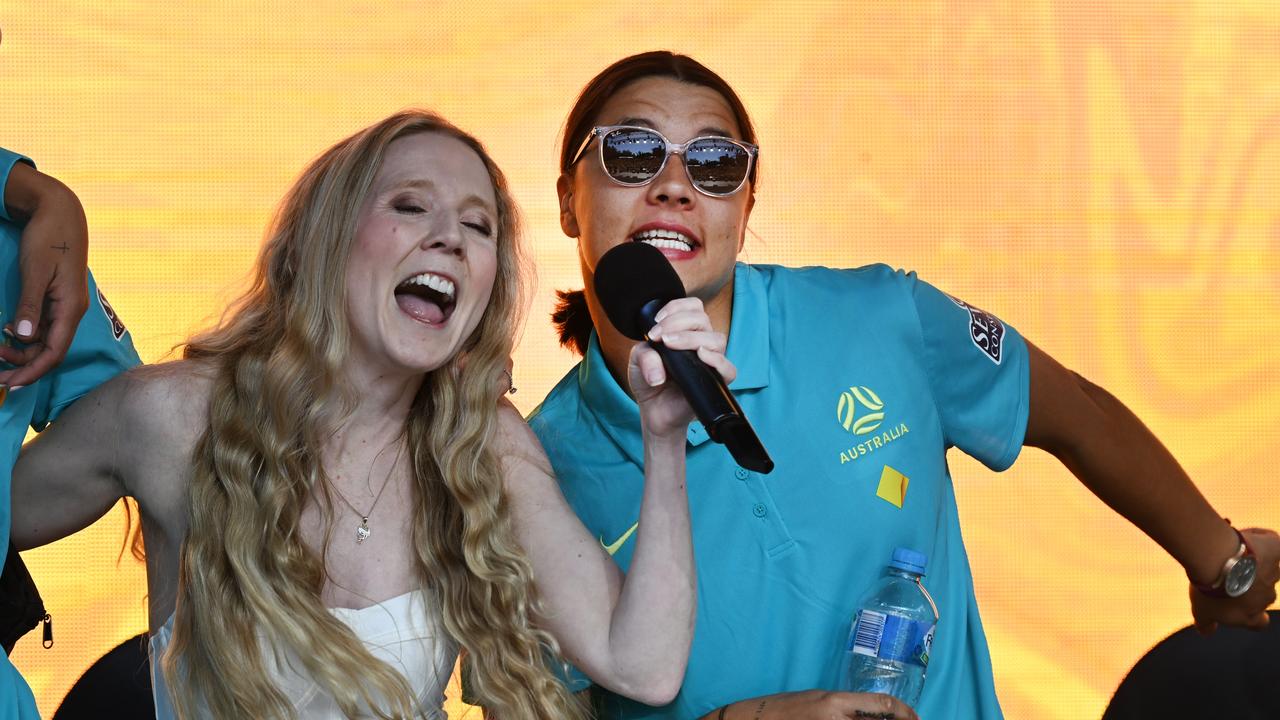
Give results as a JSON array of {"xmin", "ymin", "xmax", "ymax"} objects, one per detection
[
  {"xmin": 595, "ymin": 242, "xmax": 775, "ymax": 473},
  {"xmin": 626, "ymin": 297, "xmax": 734, "ymax": 439}
]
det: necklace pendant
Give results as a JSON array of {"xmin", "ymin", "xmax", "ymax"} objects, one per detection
[{"xmin": 356, "ymin": 517, "xmax": 371, "ymax": 543}]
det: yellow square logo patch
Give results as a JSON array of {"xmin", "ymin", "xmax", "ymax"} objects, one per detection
[{"xmin": 876, "ymin": 465, "xmax": 909, "ymax": 508}]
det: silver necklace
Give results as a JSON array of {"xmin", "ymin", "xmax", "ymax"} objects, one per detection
[{"xmin": 330, "ymin": 441, "xmax": 405, "ymax": 544}]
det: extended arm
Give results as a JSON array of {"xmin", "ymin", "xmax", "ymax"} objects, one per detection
[
  {"xmin": 12, "ymin": 374, "xmax": 129, "ymax": 550},
  {"xmin": 1023, "ymin": 341, "xmax": 1279, "ymax": 630}
]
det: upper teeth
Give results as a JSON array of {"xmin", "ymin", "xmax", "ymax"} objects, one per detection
[
  {"xmin": 401, "ymin": 272, "xmax": 455, "ymax": 301},
  {"xmin": 634, "ymin": 228, "xmax": 693, "ymax": 251}
]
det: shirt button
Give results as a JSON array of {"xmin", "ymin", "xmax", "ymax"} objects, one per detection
[
  {"xmin": 752, "ymin": 503, "xmax": 768, "ymax": 518},
  {"xmin": 735, "ymin": 467, "xmax": 749, "ymax": 480}
]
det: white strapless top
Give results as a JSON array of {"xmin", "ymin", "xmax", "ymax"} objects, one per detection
[{"xmin": 149, "ymin": 589, "xmax": 457, "ymax": 719}]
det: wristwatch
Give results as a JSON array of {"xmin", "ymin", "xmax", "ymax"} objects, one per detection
[{"xmin": 1193, "ymin": 526, "xmax": 1257, "ymax": 599}]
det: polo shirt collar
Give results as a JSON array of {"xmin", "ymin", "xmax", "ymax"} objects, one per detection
[
  {"xmin": 577, "ymin": 262, "xmax": 772, "ymax": 464},
  {"xmin": 725, "ymin": 262, "xmax": 770, "ymax": 391}
]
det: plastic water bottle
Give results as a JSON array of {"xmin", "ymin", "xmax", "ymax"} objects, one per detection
[{"xmin": 840, "ymin": 547, "xmax": 938, "ymax": 707}]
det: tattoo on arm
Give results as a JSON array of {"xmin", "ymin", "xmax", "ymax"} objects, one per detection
[
  {"xmin": 52, "ymin": 242, "xmax": 71, "ymax": 254},
  {"xmin": 753, "ymin": 700, "xmax": 767, "ymax": 719}
]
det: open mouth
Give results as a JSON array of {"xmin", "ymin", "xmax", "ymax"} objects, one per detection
[
  {"xmin": 631, "ymin": 228, "xmax": 697, "ymax": 254},
  {"xmin": 394, "ymin": 272, "xmax": 456, "ymax": 325}
]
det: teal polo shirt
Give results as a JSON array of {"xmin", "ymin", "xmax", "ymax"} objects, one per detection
[
  {"xmin": 530, "ymin": 262, "xmax": 1028, "ymax": 720},
  {"xmin": 1, "ymin": 147, "xmax": 141, "ymax": 719}
]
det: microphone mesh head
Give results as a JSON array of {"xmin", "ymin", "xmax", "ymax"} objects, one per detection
[{"xmin": 593, "ymin": 242, "xmax": 686, "ymax": 340}]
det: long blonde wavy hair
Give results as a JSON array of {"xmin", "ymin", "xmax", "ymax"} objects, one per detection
[{"xmin": 166, "ymin": 110, "xmax": 585, "ymax": 719}]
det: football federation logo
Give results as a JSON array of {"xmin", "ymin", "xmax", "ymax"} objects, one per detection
[
  {"xmin": 837, "ymin": 385, "xmax": 885, "ymax": 436},
  {"xmin": 836, "ymin": 385, "xmax": 910, "ymax": 466}
]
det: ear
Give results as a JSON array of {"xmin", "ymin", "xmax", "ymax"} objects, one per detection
[{"xmin": 557, "ymin": 173, "xmax": 580, "ymax": 238}]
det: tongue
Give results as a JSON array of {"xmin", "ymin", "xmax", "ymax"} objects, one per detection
[{"xmin": 396, "ymin": 293, "xmax": 445, "ymax": 324}]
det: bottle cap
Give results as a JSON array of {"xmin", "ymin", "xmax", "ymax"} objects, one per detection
[{"xmin": 889, "ymin": 547, "xmax": 927, "ymax": 575}]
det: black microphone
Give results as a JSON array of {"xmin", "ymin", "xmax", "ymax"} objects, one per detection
[{"xmin": 593, "ymin": 242, "xmax": 774, "ymax": 474}]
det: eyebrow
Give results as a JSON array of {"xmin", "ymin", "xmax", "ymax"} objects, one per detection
[
  {"xmin": 615, "ymin": 117, "xmax": 734, "ymax": 139},
  {"xmin": 389, "ymin": 178, "xmax": 436, "ymax": 192},
  {"xmin": 385, "ymin": 178, "xmax": 496, "ymax": 214}
]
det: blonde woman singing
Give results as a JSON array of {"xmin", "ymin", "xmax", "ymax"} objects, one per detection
[{"xmin": 13, "ymin": 110, "xmax": 732, "ymax": 719}]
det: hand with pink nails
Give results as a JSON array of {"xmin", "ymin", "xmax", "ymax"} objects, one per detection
[{"xmin": 0, "ymin": 159, "xmax": 90, "ymax": 389}]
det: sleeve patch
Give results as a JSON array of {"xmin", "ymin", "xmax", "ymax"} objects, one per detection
[
  {"xmin": 96, "ymin": 287, "xmax": 127, "ymax": 341},
  {"xmin": 948, "ymin": 295, "xmax": 1004, "ymax": 365}
]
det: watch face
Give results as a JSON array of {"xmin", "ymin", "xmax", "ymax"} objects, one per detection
[{"xmin": 1225, "ymin": 556, "xmax": 1258, "ymax": 598}]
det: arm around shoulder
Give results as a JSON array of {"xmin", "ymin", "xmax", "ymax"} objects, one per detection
[{"xmin": 12, "ymin": 365, "xmax": 166, "ymax": 549}]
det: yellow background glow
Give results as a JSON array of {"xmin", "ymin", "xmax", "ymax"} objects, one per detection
[{"xmin": 5, "ymin": 2, "xmax": 1279, "ymax": 718}]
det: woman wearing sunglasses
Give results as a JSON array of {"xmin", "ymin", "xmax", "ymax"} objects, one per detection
[{"xmin": 529, "ymin": 51, "xmax": 1280, "ymax": 720}]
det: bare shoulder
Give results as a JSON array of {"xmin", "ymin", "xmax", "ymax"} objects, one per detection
[
  {"xmin": 83, "ymin": 360, "xmax": 214, "ymax": 460},
  {"xmin": 113, "ymin": 360, "xmax": 215, "ymax": 528},
  {"xmin": 493, "ymin": 400, "xmax": 556, "ymax": 489},
  {"xmin": 117, "ymin": 359, "xmax": 215, "ymax": 429}
]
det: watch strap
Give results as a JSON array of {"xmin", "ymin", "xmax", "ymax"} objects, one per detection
[{"xmin": 1193, "ymin": 524, "xmax": 1253, "ymax": 598}]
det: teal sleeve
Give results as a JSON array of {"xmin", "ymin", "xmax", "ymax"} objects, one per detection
[
  {"xmin": 0, "ymin": 654, "xmax": 39, "ymax": 720},
  {"xmin": 31, "ymin": 271, "xmax": 141, "ymax": 430},
  {"xmin": 0, "ymin": 147, "xmax": 37, "ymax": 223},
  {"xmin": 909, "ymin": 275, "xmax": 1029, "ymax": 471}
]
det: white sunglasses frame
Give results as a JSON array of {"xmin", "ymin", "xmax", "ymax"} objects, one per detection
[{"xmin": 569, "ymin": 124, "xmax": 758, "ymax": 197}]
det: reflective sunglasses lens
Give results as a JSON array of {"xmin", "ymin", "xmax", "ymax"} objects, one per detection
[
  {"xmin": 601, "ymin": 129, "xmax": 666, "ymax": 184},
  {"xmin": 686, "ymin": 138, "xmax": 750, "ymax": 194}
]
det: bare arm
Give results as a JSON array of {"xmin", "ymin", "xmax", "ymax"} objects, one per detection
[
  {"xmin": 501, "ymin": 298, "xmax": 729, "ymax": 706},
  {"xmin": 12, "ymin": 373, "xmax": 129, "ymax": 550},
  {"xmin": 696, "ymin": 691, "xmax": 918, "ymax": 720},
  {"xmin": 500, "ymin": 405, "xmax": 690, "ymax": 706},
  {"xmin": 1024, "ymin": 341, "xmax": 1279, "ymax": 630}
]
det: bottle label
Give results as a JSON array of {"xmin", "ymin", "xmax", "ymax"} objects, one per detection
[{"xmin": 847, "ymin": 610, "xmax": 935, "ymax": 667}]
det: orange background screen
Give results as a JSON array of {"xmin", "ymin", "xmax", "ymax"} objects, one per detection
[{"xmin": 4, "ymin": 2, "xmax": 1279, "ymax": 718}]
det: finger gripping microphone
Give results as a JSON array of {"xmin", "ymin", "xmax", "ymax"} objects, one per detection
[{"xmin": 594, "ymin": 242, "xmax": 774, "ymax": 474}]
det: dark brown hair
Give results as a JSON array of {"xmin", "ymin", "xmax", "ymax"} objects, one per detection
[{"xmin": 554, "ymin": 51, "xmax": 759, "ymax": 356}]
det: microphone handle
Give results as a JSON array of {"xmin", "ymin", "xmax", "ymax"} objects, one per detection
[
  {"xmin": 649, "ymin": 341, "xmax": 775, "ymax": 474},
  {"xmin": 650, "ymin": 341, "xmax": 741, "ymax": 431}
]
